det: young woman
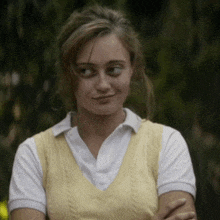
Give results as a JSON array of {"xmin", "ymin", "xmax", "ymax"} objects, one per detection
[{"xmin": 9, "ymin": 5, "xmax": 197, "ymax": 220}]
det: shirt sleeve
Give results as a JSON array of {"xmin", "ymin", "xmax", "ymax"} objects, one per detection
[
  {"xmin": 8, "ymin": 137, "xmax": 46, "ymax": 214},
  {"xmin": 157, "ymin": 126, "xmax": 196, "ymax": 198}
]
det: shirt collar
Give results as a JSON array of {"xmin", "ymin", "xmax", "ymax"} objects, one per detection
[
  {"xmin": 52, "ymin": 112, "xmax": 74, "ymax": 136},
  {"xmin": 122, "ymin": 108, "xmax": 142, "ymax": 133},
  {"xmin": 52, "ymin": 108, "xmax": 142, "ymax": 137}
]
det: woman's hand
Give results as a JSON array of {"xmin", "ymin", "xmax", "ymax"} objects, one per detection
[{"xmin": 152, "ymin": 198, "xmax": 196, "ymax": 220}]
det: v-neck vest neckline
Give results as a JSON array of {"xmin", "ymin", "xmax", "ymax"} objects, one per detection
[{"xmin": 35, "ymin": 119, "xmax": 163, "ymax": 220}]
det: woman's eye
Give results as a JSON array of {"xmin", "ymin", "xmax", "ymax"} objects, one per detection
[
  {"xmin": 78, "ymin": 68, "xmax": 93, "ymax": 77},
  {"xmin": 108, "ymin": 67, "xmax": 122, "ymax": 76}
]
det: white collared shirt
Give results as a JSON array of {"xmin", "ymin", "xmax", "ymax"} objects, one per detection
[{"xmin": 8, "ymin": 108, "xmax": 196, "ymax": 214}]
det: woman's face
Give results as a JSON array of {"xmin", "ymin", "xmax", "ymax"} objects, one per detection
[{"xmin": 74, "ymin": 33, "xmax": 133, "ymax": 116}]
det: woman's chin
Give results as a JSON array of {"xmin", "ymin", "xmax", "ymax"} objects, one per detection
[{"xmin": 85, "ymin": 106, "xmax": 123, "ymax": 117}]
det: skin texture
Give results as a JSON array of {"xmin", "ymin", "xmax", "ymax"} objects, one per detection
[
  {"xmin": 10, "ymin": 34, "xmax": 197, "ymax": 220},
  {"xmin": 10, "ymin": 208, "xmax": 46, "ymax": 220},
  {"xmin": 74, "ymin": 34, "xmax": 133, "ymax": 158},
  {"xmin": 153, "ymin": 191, "xmax": 197, "ymax": 220},
  {"xmin": 75, "ymin": 33, "xmax": 133, "ymax": 117}
]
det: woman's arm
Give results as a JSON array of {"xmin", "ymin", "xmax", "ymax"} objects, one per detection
[
  {"xmin": 10, "ymin": 208, "xmax": 46, "ymax": 220},
  {"xmin": 8, "ymin": 138, "xmax": 47, "ymax": 216},
  {"xmin": 153, "ymin": 191, "xmax": 197, "ymax": 220},
  {"xmin": 153, "ymin": 126, "xmax": 197, "ymax": 220}
]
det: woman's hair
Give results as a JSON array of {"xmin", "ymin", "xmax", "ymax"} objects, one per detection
[{"xmin": 56, "ymin": 5, "xmax": 155, "ymax": 119}]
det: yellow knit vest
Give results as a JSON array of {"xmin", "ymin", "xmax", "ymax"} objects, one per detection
[{"xmin": 34, "ymin": 119, "xmax": 163, "ymax": 220}]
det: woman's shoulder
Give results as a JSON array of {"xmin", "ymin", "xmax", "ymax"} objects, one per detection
[
  {"xmin": 140, "ymin": 119, "xmax": 164, "ymax": 136},
  {"xmin": 161, "ymin": 124, "xmax": 187, "ymax": 148},
  {"xmin": 139, "ymin": 120, "xmax": 187, "ymax": 152},
  {"xmin": 141, "ymin": 120, "xmax": 184, "ymax": 141},
  {"xmin": 141, "ymin": 119, "xmax": 179, "ymax": 132},
  {"xmin": 16, "ymin": 136, "xmax": 38, "ymax": 158}
]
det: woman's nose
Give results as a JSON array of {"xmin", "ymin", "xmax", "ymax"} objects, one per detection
[{"xmin": 95, "ymin": 72, "xmax": 111, "ymax": 92}]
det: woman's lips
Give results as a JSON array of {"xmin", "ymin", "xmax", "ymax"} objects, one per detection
[
  {"xmin": 92, "ymin": 95, "xmax": 115, "ymax": 104},
  {"xmin": 93, "ymin": 95, "xmax": 115, "ymax": 100}
]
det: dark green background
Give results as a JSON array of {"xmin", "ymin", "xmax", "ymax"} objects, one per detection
[{"xmin": 1, "ymin": 0, "xmax": 220, "ymax": 219}]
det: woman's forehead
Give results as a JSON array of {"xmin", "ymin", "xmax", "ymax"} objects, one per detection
[{"xmin": 76, "ymin": 33, "xmax": 130, "ymax": 65}]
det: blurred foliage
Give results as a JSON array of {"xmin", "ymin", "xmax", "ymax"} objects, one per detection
[
  {"xmin": 1, "ymin": 0, "xmax": 220, "ymax": 219},
  {"xmin": 0, "ymin": 200, "xmax": 8, "ymax": 220}
]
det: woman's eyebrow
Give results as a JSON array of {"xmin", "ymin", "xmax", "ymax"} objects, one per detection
[
  {"xmin": 76, "ymin": 62, "xmax": 95, "ymax": 66},
  {"xmin": 108, "ymin": 60, "xmax": 126, "ymax": 64},
  {"xmin": 76, "ymin": 60, "xmax": 126, "ymax": 66}
]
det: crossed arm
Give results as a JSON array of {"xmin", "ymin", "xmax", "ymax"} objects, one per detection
[
  {"xmin": 153, "ymin": 191, "xmax": 197, "ymax": 220},
  {"xmin": 10, "ymin": 191, "xmax": 196, "ymax": 220}
]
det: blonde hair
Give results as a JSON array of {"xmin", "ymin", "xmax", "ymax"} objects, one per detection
[{"xmin": 56, "ymin": 5, "xmax": 154, "ymax": 119}]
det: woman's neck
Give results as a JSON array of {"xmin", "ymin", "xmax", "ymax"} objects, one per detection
[{"xmin": 75, "ymin": 109, "xmax": 126, "ymax": 140}]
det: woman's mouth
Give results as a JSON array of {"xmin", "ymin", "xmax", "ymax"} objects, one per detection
[
  {"xmin": 93, "ymin": 95, "xmax": 115, "ymax": 100},
  {"xmin": 93, "ymin": 95, "xmax": 115, "ymax": 104}
]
